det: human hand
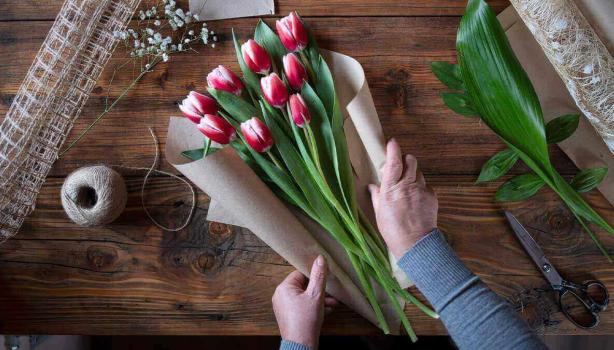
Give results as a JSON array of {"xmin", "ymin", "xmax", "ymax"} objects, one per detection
[
  {"xmin": 369, "ymin": 138, "xmax": 438, "ymax": 259},
  {"xmin": 272, "ymin": 255, "xmax": 338, "ymax": 349}
]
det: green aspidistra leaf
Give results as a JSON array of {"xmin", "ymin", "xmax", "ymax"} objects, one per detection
[
  {"xmin": 457, "ymin": 0, "xmax": 549, "ymax": 167},
  {"xmin": 495, "ymin": 174, "xmax": 545, "ymax": 202},
  {"xmin": 254, "ymin": 19, "xmax": 287, "ymax": 65},
  {"xmin": 208, "ymin": 88, "xmax": 259, "ymax": 122},
  {"xmin": 546, "ymin": 113, "xmax": 580, "ymax": 144},
  {"xmin": 441, "ymin": 92, "xmax": 477, "ymax": 116},
  {"xmin": 476, "ymin": 148, "xmax": 518, "ymax": 183},
  {"xmin": 570, "ymin": 167, "xmax": 608, "ymax": 193},
  {"xmin": 430, "ymin": 61, "xmax": 464, "ymax": 90}
]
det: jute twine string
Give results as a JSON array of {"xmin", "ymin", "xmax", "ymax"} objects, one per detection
[{"xmin": 61, "ymin": 127, "xmax": 196, "ymax": 231}]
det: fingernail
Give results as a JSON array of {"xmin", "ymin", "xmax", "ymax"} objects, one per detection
[{"xmin": 316, "ymin": 255, "xmax": 325, "ymax": 266}]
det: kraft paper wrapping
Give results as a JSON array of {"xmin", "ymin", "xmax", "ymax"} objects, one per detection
[
  {"xmin": 188, "ymin": 0, "xmax": 274, "ymax": 20},
  {"xmin": 498, "ymin": 4, "xmax": 614, "ymax": 206},
  {"xmin": 166, "ymin": 51, "xmax": 409, "ymax": 333}
]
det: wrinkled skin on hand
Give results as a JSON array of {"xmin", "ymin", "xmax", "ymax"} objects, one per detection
[
  {"xmin": 369, "ymin": 139, "xmax": 438, "ymax": 259},
  {"xmin": 272, "ymin": 256, "xmax": 338, "ymax": 349}
]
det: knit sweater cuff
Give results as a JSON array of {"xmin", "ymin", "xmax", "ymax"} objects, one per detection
[
  {"xmin": 280, "ymin": 340, "xmax": 312, "ymax": 350},
  {"xmin": 397, "ymin": 229, "xmax": 476, "ymax": 311}
]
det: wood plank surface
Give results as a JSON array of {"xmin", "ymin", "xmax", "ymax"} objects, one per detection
[
  {"xmin": 0, "ymin": 17, "xmax": 576, "ymax": 176},
  {"xmin": 0, "ymin": 0, "xmax": 510, "ymax": 21},
  {"xmin": 1, "ymin": 0, "xmax": 614, "ymax": 337},
  {"xmin": 1, "ymin": 176, "xmax": 613, "ymax": 335}
]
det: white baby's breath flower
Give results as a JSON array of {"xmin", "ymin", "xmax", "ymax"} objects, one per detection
[
  {"xmin": 154, "ymin": 20, "xmax": 161, "ymax": 26},
  {"xmin": 162, "ymin": 53, "xmax": 169, "ymax": 62}
]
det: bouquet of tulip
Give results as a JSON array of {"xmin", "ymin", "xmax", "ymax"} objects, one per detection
[{"xmin": 177, "ymin": 12, "xmax": 437, "ymax": 339}]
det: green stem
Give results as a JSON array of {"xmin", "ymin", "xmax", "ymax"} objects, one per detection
[
  {"xmin": 267, "ymin": 151, "xmax": 284, "ymax": 170},
  {"xmin": 59, "ymin": 58, "xmax": 160, "ymax": 157},
  {"xmin": 299, "ymin": 50, "xmax": 317, "ymax": 83},
  {"xmin": 347, "ymin": 251, "xmax": 391, "ymax": 334}
]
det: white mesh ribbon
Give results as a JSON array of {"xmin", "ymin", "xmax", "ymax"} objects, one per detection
[
  {"xmin": 510, "ymin": 0, "xmax": 614, "ymax": 152},
  {"xmin": 0, "ymin": 0, "xmax": 140, "ymax": 241}
]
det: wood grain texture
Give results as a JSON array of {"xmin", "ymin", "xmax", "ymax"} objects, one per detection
[
  {"xmin": 0, "ymin": 17, "xmax": 576, "ymax": 176},
  {"xmin": 1, "ymin": 176, "xmax": 613, "ymax": 335},
  {"xmin": 0, "ymin": 0, "xmax": 510, "ymax": 21},
  {"xmin": 1, "ymin": 0, "xmax": 614, "ymax": 337}
]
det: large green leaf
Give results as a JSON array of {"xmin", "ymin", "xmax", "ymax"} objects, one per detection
[
  {"xmin": 441, "ymin": 92, "xmax": 477, "ymax": 116},
  {"xmin": 546, "ymin": 113, "xmax": 579, "ymax": 144},
  {"xmin": 495, "ymin": 174, "xmax": 545, "ymax": 202},
  {"xmin": 430, "ymin": 61, "xmax": 464, "ymax": 90},
  {"xmin": 457, "ymin": 0, "xmax": 549, "ymax": 169},
  {"xmin": 570, "ymin": 167, "xmax": 608, "ymax": 193},
  {"xmin": 456, "ymin": 0, "xmax": 614, "ymax": 252},
  {"xmin": 476, "ymin": 148, "xmax": 518, "ymax": 183}
]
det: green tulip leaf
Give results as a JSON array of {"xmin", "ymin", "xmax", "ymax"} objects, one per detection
[
  {"xmin": 208, "ymin": 88, "xmax": 259, "ymax": 123},
  {"xmin": 232, "ymin": 30, "xmax": 261, "ymax": 95},
  {"xmin": 545, "ymin": 113, "xmax": 580, "ymax": 144},
  {"xmin": 430, "ymin": 61, "xmax": 465, "ymax": 90},
  {"xmin": 181, "ymin": 144, "xmax": 220, "ymax": 161},
  {"xmin": 441, "ymin": 92, "xmax": 477, "ymax": 116},
  {"xmin": 476, "ymin": 148, "xmax": 519, "ymax": 183},
  {"xmin": 570, "ymin": 167, "xmax": 608, "ymax": 193},
  {"xmin": 495, "ymin": 174, "xmax": 545, "ymax": 202},
  {"xmin": 254, "ymin": 19, "xmax": 287, "ymax": 65}
]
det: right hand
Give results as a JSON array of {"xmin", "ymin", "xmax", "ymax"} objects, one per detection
[{"xmin": 369, "ymin": 138, "xmax": 438, "ymax": 259}]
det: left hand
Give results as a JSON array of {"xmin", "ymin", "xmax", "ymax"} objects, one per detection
[{"xmin": 272, "ymin": 255, "xmax": 339, "ymax": 349}]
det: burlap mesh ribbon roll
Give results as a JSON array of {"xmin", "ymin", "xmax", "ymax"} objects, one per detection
[
  {"xmin": 0, "ymin": 0, "xmax": 140, "ymax": 241},
  {"xmin": 509, "ymin": 0, "xmax": 614, "ymax": 152}
]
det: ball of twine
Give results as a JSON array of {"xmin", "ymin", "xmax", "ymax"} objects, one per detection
[{"xmin": 61, "ymin": 165, "xmax": 127, "ymax": 226}]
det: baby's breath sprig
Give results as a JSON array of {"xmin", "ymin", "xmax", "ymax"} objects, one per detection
[{"xmin": 60, "ymin": 0, "xmax": 218, "ymax": 156}]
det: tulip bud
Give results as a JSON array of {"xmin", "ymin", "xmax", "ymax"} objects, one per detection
[
  {"xmin": 261, "ymin": 73, "xmax": 289, "ymax": 108},
  {"xmin": 179, "ymin": 91, "xmax": 218, "ymax": 124},
  {"xmin": 289, "ymin": 94, "xmax": 311, "ymax": 128},
  {"xmin": 282, "ymin": 54, "xmax": 307, "ymax": 91},
  {"xmin": 276, "ymin": 12, "xmax": 308, "ymax": 52},
  {"xmin": 197, "ymin": 114, "xmax": 236, "ymax": 145},
  {"xmin": 241, "ymin": 117, "xmax": 274, "ymax": 153},
  {"xmin": 207, "ymin": 65, "xmax": 244, "ymax": 96},
  {"xmin": 241, "ymin": 39, "xmax": 271, "ymax": 74}
]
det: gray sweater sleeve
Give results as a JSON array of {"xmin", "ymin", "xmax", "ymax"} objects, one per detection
[
  {"xmin": 280, "ymin": 340, "xmax": 311, "ymax": 350},
  {"xmin": 398, "ymin": 229, "xmax": 547, "ymax": 350}
]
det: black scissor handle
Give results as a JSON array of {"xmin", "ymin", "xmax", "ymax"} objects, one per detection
[
  {"xmin": 558, "ymin": 280, "xmax": 608, "ymax": 329},
  {"xmin": 558, "ymin": 288, "xmax": 599, "ymax": 329}
]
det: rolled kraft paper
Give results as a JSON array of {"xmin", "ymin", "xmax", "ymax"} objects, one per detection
[
  {"xmin": 61, "ymin": 166, "xmax": 127, "ymax": 226},
  {"xmin": 498, "ymin": 6, "xmax": 614, "ymax": 206},
  {"xmin": 165, "ymin": 118, "xmax": 382, "ymax": 330}
]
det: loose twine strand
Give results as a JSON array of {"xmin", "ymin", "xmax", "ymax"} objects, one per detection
[{"xmin": 62, "ymin": 127, "xmax": 196, "ymax": 231}]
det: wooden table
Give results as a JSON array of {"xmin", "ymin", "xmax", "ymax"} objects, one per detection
[{"xmin": 1, "ymin": 0, "xmax": 613, "ymax": 337}]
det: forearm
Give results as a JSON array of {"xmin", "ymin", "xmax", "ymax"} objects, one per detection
[
  {"xmin": 280, "ymin": 339, "xmax": 312, "ymax": 350},
  {"xmin": 398, "ymin": 229, "xmax": 547, "ymax": 350}
]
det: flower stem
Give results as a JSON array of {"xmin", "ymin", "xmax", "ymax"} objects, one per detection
[
  {"xmin": 299, "ymin": 50, "xmax": 317, "ymax": 83},
  {"xmin": 59, "ymin": 58, "xmax": 160, "ymax": 158}
]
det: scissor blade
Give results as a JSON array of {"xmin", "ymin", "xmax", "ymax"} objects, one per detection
[{"xmin": 504, "ymin": 211, "xmax": 563, "ymax": 287}]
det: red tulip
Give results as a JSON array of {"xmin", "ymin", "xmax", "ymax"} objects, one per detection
[
  {"xmin": 241, "ymin": 39, "xmax": 271, "ymax": 74},
  {"xmin": 241, "ymin": 117, "xmax": 274, "ymax": 153},
  {"xmin": 276, "ymin": 12, "xmax": 308, "ymax": 52},
  {"xmin": 207, "ymin": 65, "xmax": 244, "ymax": 96},
  {"xmin": 197, "ymin": 114, "xmax": 236, "ymax": 145},
  {"xmin": 261, "ymin": 73, "xmax": 289, "ymax": 108},
  {"xmin": 179, "ymin": 91, "xmax": 218, "ymax": 123},
  {"xmin": 289, "ymin": 94, "xmax": 311, "ymax": 127},
  {"xmin": 283, "ymin": 54, "xmax": 307, "ymax": 90}
]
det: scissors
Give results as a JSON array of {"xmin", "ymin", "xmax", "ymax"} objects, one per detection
[{"xmin": 505, "ymin": 211, "xmax": 609, "ymax": 329}]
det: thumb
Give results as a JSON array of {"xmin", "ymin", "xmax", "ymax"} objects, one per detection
[
  {"xmin": 368, "ymin": 184, "xmax": 380, "ymax": 212},
  {"xmin": 305, "ymin": 255, "xmax": 328, "ymax": 298}
]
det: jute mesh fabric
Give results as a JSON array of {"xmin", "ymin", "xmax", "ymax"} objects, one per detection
[
  {"xmin": 0, "ymin": 0, "xmax": 140, "ymax": 241},
  {"xmin": 510, "ymin": 0, "xmax": 614, "ymax": 152}
]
